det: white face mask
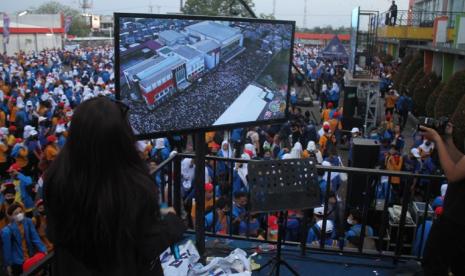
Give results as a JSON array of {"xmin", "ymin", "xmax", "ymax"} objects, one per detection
[
  {"xmin": 15, "ymin": 213, "xmax": 25, "ymax": 223},
  {"xmin": 347, "ymin": 218, "xmax": 355, "ymax": 225}
]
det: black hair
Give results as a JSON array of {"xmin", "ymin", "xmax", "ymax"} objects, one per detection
[
  {"xmin": 7, "ymin": 202, "xmax": 23, "ymax": 216},
  {"xmin": 350, "ymin": 208, "xmax": 362, "ymax": 222},
  {"xmin": 215, "ymin": 197, "xmax": 229, "ymax": 210},
  {"xmin": 44, "ymin": 96, "xmax": 159, "ymax": 271},
  {"xmin": 234, "ymin": 191, "xmax": 248, "ymax": 199}
]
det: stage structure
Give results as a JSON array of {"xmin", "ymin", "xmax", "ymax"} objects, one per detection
[{"xmin": 344, "ymin": 7, "xmax": 381, "ymax": 134}]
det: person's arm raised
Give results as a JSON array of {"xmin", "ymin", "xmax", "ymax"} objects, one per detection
[{"xmin": 420, "ymin": 125, "xmax": 465, "ymax": 183}]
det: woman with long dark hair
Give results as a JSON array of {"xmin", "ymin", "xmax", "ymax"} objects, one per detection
[{"xmin": 44, "ymin": 96, "xmax": 185, "ymax": 275}]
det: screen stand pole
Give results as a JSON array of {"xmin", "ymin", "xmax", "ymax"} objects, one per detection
[{"xmin": 194, "ymin": 131, "xmax": 206, "ymax": 263}]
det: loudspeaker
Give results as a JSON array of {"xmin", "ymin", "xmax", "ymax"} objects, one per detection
[
  {"xmin": 352, "ymin": 138, "xmax": 380, "ymax": 168},
  {"xmin": 348, "ymin": 138, "xmax": 380, "ymax": 208}
]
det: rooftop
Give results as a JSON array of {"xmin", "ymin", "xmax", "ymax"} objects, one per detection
[
  {"xmin": 172, "ymin": 45, "xmax": 202, "ymax": 60},
  {"xmin": 191, "ymin": 39, "xmax": 221, "ymax": 53},
  {"xmin": 159, "ymin": 30, "xmax": 185, "ymax": 42},
  {"xmin": 186, "ymin": 21, "xmax": 241, "ymax": 43}
]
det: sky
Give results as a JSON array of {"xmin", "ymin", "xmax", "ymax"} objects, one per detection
[{"xmin": 1, "ymin": 0, "xmax": 408, "ymax": 28}]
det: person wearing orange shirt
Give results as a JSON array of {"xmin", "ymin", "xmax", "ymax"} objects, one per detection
[
  {"xmin": 385, "ymin": 89, "xmax": 398, "ymax": 116},
  {"xmin": 319, "ymin": 124, "xmax": 336, "ymax": 157},
  {"xmin": 321, "ymin": 102, "xmax": 334, "ymax": 123},
  {"xmin": 11, "ymin": 139, "xmax": 28, "ymax": 170},
  {"xmin": 0, "ymin": 109, "xmax": 6, "ymax": 128},
  {"xmin": 32, "ymin": 200, "xmax": 53, "ymax": 252},
  {"xmin": 0, "ymin": 134, "xmax": 9, "ymax": 178}
]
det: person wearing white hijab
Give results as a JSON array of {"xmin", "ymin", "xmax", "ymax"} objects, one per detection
[
  {"xmin": 233, "ymin": 153, "xmax": 250, "ymax": 194},
  {"xmin": 219, "ymin": 140, "xmax": 233, "ymax": 158},
  {"xmin": 304, "ymin": 141, "xmax": 323, "ymax": 164},
  {"xmin": 217, "ymin": 140, "xmax": 233, "ymax": 177},
  {"xmin": 290, "ymin": 142, "xmax": 303, "ymax": 159}
]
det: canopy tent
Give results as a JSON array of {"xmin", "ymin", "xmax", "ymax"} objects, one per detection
[{"xmin": 321, "ymin": 35, "xmax": 348, "ymax": 61}]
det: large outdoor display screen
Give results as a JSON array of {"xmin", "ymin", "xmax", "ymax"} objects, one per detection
[{"xmin": 115, "ymin": 13, "xmax": 295, "ymax": 137}]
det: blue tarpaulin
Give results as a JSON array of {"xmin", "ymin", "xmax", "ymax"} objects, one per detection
[{"xmin": 322, "ymin": 35, "xmax": 348, "ymax": 60}]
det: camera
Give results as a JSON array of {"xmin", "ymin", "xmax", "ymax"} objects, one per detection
[{"xmin": 417, "ymin": 116, "xmax": 449, "ymax": 135}]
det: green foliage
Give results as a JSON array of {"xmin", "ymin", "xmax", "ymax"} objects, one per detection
[
  {"xmin": 30, "ymin": 1, "xmax": 90, "ymax": 37},
  {"xmin": 392, "ymin": 54, "xmax": 413, "ymax": 90},
  {"xmin": 412, "ymin": 73, "xmax": 440, "ymax": 116},
  {"xmin": 296, "ymin": 26, "xmax": 351, "ymax": 34},
  {"xmin": 400, "ymin": 54, "xmax": 423, "ymax": 94},
  {"xmin": 451, "ymin": 95, "xmax": 465, "ymax": 152},
  {"xmin": 434, "ymin": 70, "xmax": 465, "ymax": 118},
  {"xmin": 259, "ymin": 13, "xmax": 276, "ymax": 20},
  {"xmin": 406, "ymin": 69, "xmax": 424, "ymax": 97},
  {"xmin": 425, "ymin": 82, "xmax": 444, "ymax": 117},
  {"xmin": 182, "ymin": 0, "xmax": 255, "ymax": 17}
]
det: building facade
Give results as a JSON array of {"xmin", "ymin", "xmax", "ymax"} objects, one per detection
[{"xmin": 0, "ymin": 14, "xmax": 64, "ymax": 54}]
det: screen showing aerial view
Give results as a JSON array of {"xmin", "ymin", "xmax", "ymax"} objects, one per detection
[{"xmin": 116, "ymin": 14, "xmax": 295, "ymax": 136}]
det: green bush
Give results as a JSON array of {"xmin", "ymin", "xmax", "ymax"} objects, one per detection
[
  {"xmin": 406, "ymin": 69, "xmax": 425, "ymax": 97},
  {"xmin": 425, "ymin": 82, "xmax": 444, "ymax": 117},
  {"xmin": 434, "ymin": 70, "xmax": 465, "ymax": 118},
  {"xmin": 398, "ymin": 53, "xmax": 423, "ymax": 93},
  {"xmin": 412, "ymin": 73, "xmax": 440, "ymax": 116},
  {"xmin": 392, "ymin": 54, "xmax": 413, "ymax": 90},
  {"xmin": 451, "ymin": 95, "xmax": 465, "ymax": 152}
]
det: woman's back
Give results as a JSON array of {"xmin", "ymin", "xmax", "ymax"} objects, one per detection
[{"xmin": 44, "ymin": 97, "xmax": 185, "ymax": 275}]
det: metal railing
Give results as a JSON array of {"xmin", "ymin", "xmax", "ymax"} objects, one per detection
[
  {"xmin": 379, "ymin": 9, "xmax": 465, "ymax": 28},
  {"xmin": 21, "ymin": 153, "xmax": 446, "ymax": 274}
]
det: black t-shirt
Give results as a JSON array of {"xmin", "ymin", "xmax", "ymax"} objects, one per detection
[{"xmin": 443, "ymin": 178, "xmax": 465, "ymax": 225}]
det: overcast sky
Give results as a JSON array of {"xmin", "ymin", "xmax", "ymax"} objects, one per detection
[{"xmin": 2, "ymin": 0, "xmax": 408, "ymax": 28}]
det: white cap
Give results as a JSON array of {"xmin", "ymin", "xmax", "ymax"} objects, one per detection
[
  {"xmin": 155, "ymin": 138, "xmax": 165, "ymax": 149},
  {"xmin": 410, "ymin": 148, "xmax": 421, "ymax": 158},
  {"xmin": 316, "ymin": 220, "xmax": 334, "ymax": 233},
  {"xmin": 321, "ymin": 161, "xmax": 331, "ymax": 167},
  {"xmin": 441, "ymin": 183, "xmax": 448, "ymax": 197},
  {"xmin": 313, "ymin": 205, "xmax": 325, "ymax": 215},
  {"xmin": 351, "ymin": 127, "xmax": 360, "ymax": 133},
  {"xmin": 307, "ymin": 141, "xmax": 316, "ymax": 151}
]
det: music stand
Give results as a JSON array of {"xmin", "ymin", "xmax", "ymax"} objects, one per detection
[{"xmin": 248, "ymin": 158, "xmax": 320, "ymax": 276}]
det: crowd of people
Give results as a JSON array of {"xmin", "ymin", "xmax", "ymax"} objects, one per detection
[
  {"xmin": 0, "ymin": 43, "xmax": 451, "ymax": 274},
  {"xmin": 0, "ymin": 46, "xmax": 115, "ymax": 274}
]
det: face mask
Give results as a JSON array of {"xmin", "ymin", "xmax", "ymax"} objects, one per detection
[
  {"xmin": 347, "ymin": 218, "xmax": 355, "ymax": 225},
  {"xmin": 15, "ymin": 213, "xmax": 25, "ymax": 223},
  {"xmin": 5, "ymin": 198, "xmax": 14, "ymax": 205}
]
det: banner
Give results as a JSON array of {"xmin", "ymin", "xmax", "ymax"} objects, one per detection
[
  {"xmin": 64, "ymin": 16, "xmax": 72, "ymax": 34},
  {"xmin": 3, "ymin": 13, "xmax": 10, "ymax": 44}
]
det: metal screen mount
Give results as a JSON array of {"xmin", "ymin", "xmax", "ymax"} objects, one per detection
[{"xmin": 248, "ymin": 158, "xmax": 320, "ymax": 213}]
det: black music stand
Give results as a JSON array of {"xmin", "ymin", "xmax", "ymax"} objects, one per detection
[{"xmin": 248, "ymin": 158, "xmax": 320, "ymax": 276}]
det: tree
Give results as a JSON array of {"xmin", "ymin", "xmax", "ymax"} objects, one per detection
[
  {"xmin": 29, "ymin": 1, "xmax": 90, "ymax": 37},
  {"xmin": 182, "ymin": 0, "xmax": 255, "ymax": 17},
  {"xmin": 434, "ymin": 70, "xmax": 465, "ymax": 118},
  {"xmin": 398, "ymin": 53, "xmax": 423, "ymax": 94},
  {"xmin": 406, "ymin": 69, "xmax": 424, "ymax": 97},
  {"xmin": 392, "ymin": 54, "xmax": 413, "ymax": 90},
  {"xmin": 412, "ymin": 73, "xmax": 440, "ymax": 116},
  {"xmin": 425, "ymin": 82, "xmax": 444, "ymax": 117}
]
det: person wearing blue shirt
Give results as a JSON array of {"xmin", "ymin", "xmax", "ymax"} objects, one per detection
[
  {"xmin": 217, "ymin": 141, "xmax": 233, "ymax": 178},
  {"xmin": 150, "ymin": 138, "xmax": 170, "ymax": 162},
  {"xmin": 307, "ymin": 206, "xmax": 336, "ymax": 244},
  {"xmin": 2, "ymin": 203, "xmax": 47, "ymax": 275},
  {"xmin": 232, "ymin": 192, "xmax": 248, "ymax": 235},
  {"xmin": 345, "ymin": 209, "xmax": 374, "ymax": 248},
  {"xmin": 7, "ymin": 164, "xmax": 34, "ymax": 217},
  {"xmin": 205, "ymin": 197, "xmax": 230, "ymax": 234}
]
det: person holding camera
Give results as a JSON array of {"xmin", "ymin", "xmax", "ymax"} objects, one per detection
[{"xmin": 420, "ymin": 123, "xmax": 465, "ymax": 275}]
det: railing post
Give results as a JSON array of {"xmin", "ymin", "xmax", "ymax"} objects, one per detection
[
  {"xmin": 173, "ymin": 155, "xmax": 182, "ymax": 217},
  {"xmin": 194, "ymin": 132, "xmax": 206, "ymax": 260},
  {"xmin": 320, "ymin": 170, "xmax": 332, "ymax": 249},
  {"xmin": 394, "ymin": 175, "xmax": 412, "ymax": 263},
  {"xmin": 377, "ymin": 175, "xmax": 392, "ymax": 253}
]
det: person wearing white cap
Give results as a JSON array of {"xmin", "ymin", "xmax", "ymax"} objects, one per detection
[
  {"xmin": 307, "ymin": 205, "xmax": 336, "ymax": 244},
  {"xmin": 150, "ymin": 138, "xmax": 170, "ymax": 163}
]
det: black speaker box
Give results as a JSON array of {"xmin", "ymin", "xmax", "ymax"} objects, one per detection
[{"xmin": 348, "ymin": 138, "xmax": 380, "ymax": 208}]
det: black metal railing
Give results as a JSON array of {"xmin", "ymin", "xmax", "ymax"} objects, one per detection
[
  {"xmin": 379, "ymin": 9, "xmax": 465, "ymax": 29},
  {"xmin": 22, "ymin": 153, "xmax": 446, "ymax": 274}
]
